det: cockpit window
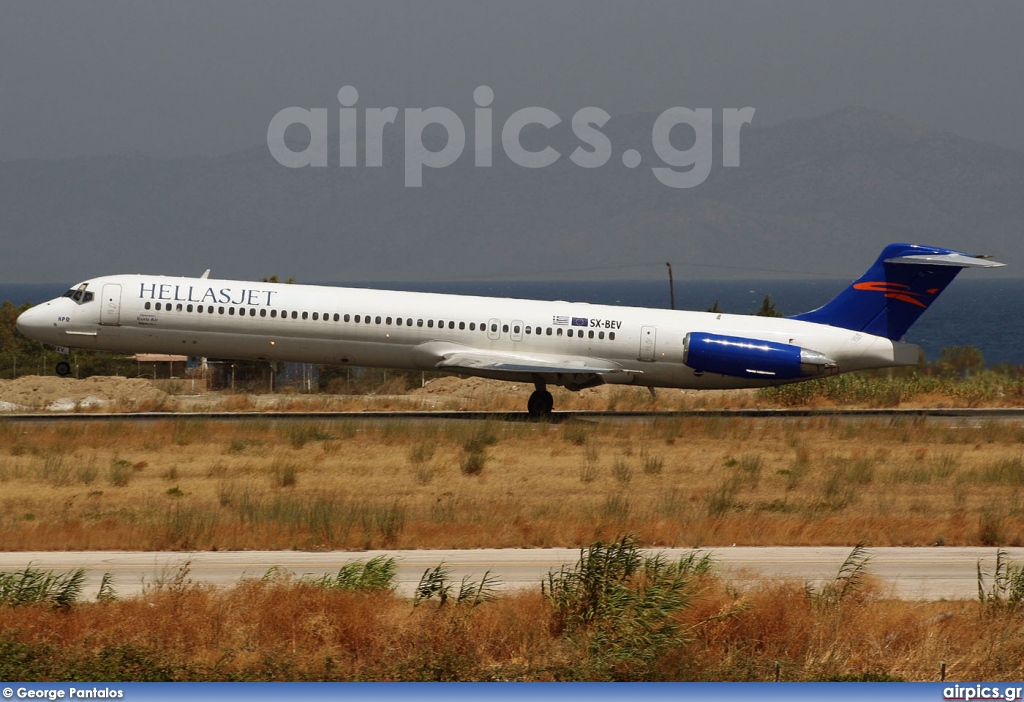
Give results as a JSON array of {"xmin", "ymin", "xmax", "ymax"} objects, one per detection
[{"xmin": 63, "ymin": 285, "xmax": 93, "ymax": 304}]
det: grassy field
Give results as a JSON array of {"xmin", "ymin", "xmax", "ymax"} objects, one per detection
[
  {"xmin": 5, "ymin": 385, "xmax": 1024, "ymax": 682},
  {"xmin": 1, "ymin": 539, "xmax": 1022, "ymax": 681},
  {"xmin": 2, "ymin": 414, "xmax": 1023, "ymax": 550}
]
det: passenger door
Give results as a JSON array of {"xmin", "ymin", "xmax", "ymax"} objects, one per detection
[
  {"xmin": 99, "ymin": 284, "xmax": 122, "ymax": 326},
  {"xmin": 639, "ymin": 325, "xmax": 656, "ymax": 361}
]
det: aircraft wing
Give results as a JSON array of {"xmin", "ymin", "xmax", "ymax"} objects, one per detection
[
  {"xmin": 436, "ymin": 349, "xmax": 642, "ymax": 377},
  {"xmin": 412, "ymin": 343, "xmax": 643, "ymax": 389}
]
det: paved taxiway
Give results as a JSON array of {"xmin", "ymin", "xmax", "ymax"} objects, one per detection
[{"xmin": 4, "ymin": 547, "xmax": 1023, "ymax": 601}]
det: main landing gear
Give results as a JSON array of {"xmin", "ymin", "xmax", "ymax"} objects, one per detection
[{"xmin": 527, "ymin": 380, "xmax": 554, "ymax": 419}]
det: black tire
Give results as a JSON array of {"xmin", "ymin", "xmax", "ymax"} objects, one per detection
[
  {"xmin": 527, "ymin": 389, "xmax": 554, "ymax": 418},
  {"xmin": 55, "ymin": 361, "xmax": 71, "ymax": 377}
]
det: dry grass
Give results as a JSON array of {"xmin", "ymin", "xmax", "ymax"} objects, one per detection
[
  {"xmin": 1, "ymin": 560, "xmax": 1023, "ymax": 681},
  {"xmin": 2, "ymin": 416, "xmax": 1024, "ymax": 550}
]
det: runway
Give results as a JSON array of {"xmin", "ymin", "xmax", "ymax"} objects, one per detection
[
  {"xmin": 3, "ymin": 406, "xmax": 1024, "ymax": 427},
  {"xmin": 4, "ymin": 547, "xmax": 1022, "ymax": 601}
]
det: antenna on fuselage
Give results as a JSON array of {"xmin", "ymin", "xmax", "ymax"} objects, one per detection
[
  {"xmin": 666, "ymin": 262, "xmax": 676, "ymax": 310},
  {"xmin": 200, "ymin": 269, "xmax": 211, "ymax": 279}
]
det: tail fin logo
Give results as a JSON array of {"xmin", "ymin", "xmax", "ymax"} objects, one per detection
[{"xmin": 852, "ymin": 282, "xmax": 940, "ymax": 309}]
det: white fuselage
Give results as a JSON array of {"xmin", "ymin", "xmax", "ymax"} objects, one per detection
[{"xmin": 18, "ymin": 274, "xmax": 919, "ymax": 390}]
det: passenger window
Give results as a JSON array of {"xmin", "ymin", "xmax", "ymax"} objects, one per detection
[
  {"xmin": 302, "ymin": 311, "xmax": 309, "ymax": 320},
  {"xmin": 469, "ymin": 322, "xmax": 476, "ymax": 331},
  {"xmin": 292, "ymin": 311, "xmax": 298, "ymax": 319},
  {"xmin": 417, "ymin": 319, "xmax": 423, "ymax": 327},
  {"xmin": 459, "ymin": 322, "xmax": 465, "ymax": 330},
  {"xmin": 490, "ymin": 323, "xmax": 497, "ymax": 332},
  {"xmin": 365, "ymin": 315, "xmax": 371, "ymax": 324},
  {"xmin": 312, "ymin": 312, "xmax": 318, "ymax": 320},
  {"xmin": 428, "ymin": 320, "xmax": 434, "ymax": 328},
  {"xmin": 610, "ymin": 332, "xmax": 616, "ymax": 340},
  {"xmin": 513, "ymin": 325, "xmax": 520, "ymax": 334},
  {"xmin": 230, "ymin": 307, "xmax": 236, "ymax": 316},
  {"xmin": 186, "ymin": 304, "xmax": 193, "ymax": 312},
  {"xmin": 250, "ymin": 309, "xmax": 256, "ymax": 316},
  {"xmin": 557, "ymin": 328, "xmax": 563, "ymax": 336},
  {"xmin": 448, "ymin": 321, "xmax": 455, "ymax": 329},
  {"xmin": 502, "ymin": 324, "xmax": 509, "ymax": 333},
  {"xmin": 407, "ymin": 318, "xmax": 413, "ymax": 326},
  {"xmin": 599, "ymin": 331, "xmax": 604, "ymax": 339},
  {"xmin": 144, "ymin": 302, "xmax": 152, "ymax": 310},
  {"xmin": 386, "ymin": 317, "xmax": 392, "ymax": 325},
  {"xmin": 588, "ymin": 330, "xmax": 594, "ymax": 339},
  {"xmin": 344, "ymin": 314, "xmax": 350, "ymax": 322},
  {"xmin": 260, "ymin": 309, "xmax": 267, "ymax": 317},
  {"xmin": 375, "ymin": 316, "xmax": 382, "ymax": 324}
]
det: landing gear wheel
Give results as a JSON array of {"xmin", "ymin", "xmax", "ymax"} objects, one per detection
[
  {"xmin": 527, "ymin": 389, "xmax": 554, "ymax": 418},
  {"xmin": 55, "ymin": 361, "xmax": 71, "ymax": 377}
]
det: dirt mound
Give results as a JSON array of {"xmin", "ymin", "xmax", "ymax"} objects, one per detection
[
  {"xmin": 411, "ymin": 374, "xmax": 750, "ymax": 405},
  {"xmin": 0, "ymin": 376, "xmax": 168, "ymax": 411},
  {"xmin": 412, "ymin": 376, "xmax": 534, "ymax": 400}
]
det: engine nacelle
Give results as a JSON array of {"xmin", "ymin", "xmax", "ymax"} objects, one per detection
[{"xmin": 683, "ymin": 332, "xmax": 837, "ymax": 380}]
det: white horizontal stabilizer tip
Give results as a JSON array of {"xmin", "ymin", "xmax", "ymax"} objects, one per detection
[{"xmin": 885, "ymin": 253, "xmax": 1005, "ymax": 268}]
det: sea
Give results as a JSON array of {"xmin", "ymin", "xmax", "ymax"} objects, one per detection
[{"xmin": 3, "ymin": 278, "xmax": 1021, "ymax": 367}]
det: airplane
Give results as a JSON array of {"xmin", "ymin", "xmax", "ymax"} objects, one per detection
[{"xmin": 15, "ymin": 243, "xmax": 1003, "ymax": 417}]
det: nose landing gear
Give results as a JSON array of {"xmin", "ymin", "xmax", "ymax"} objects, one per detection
[{"xmin": 55, "ymin": 346, "xmax": 71, "ymax": 377}]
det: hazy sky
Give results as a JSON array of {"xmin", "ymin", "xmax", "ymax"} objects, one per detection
[{"xmin": 2, "ymin": 0, "xmax": 1023, "ymax": 160}]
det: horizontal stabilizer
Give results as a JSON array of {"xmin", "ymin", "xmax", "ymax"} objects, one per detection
[{"xmin": 884, "ymin": 252, "xmax": 1004, "ymax": 268}]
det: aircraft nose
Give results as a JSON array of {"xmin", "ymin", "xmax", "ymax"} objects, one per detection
[{"xmin": 16, "ymin": 303, "xmax": 53, "ymax": 341}]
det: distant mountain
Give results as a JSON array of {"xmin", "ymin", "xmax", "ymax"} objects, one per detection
[{"xmin": 1, "ymin": 106, "xmax": 1021, "ymax": 283}]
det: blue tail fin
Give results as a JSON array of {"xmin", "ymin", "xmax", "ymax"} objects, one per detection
[{"xmin": 789, "ymin": 243, "xmax": 1003, "ymax": 340}]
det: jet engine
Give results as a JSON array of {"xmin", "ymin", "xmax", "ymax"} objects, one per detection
[{"xmin": 683, "ymin": 332, "xmax": 837, "ymax": 380}]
